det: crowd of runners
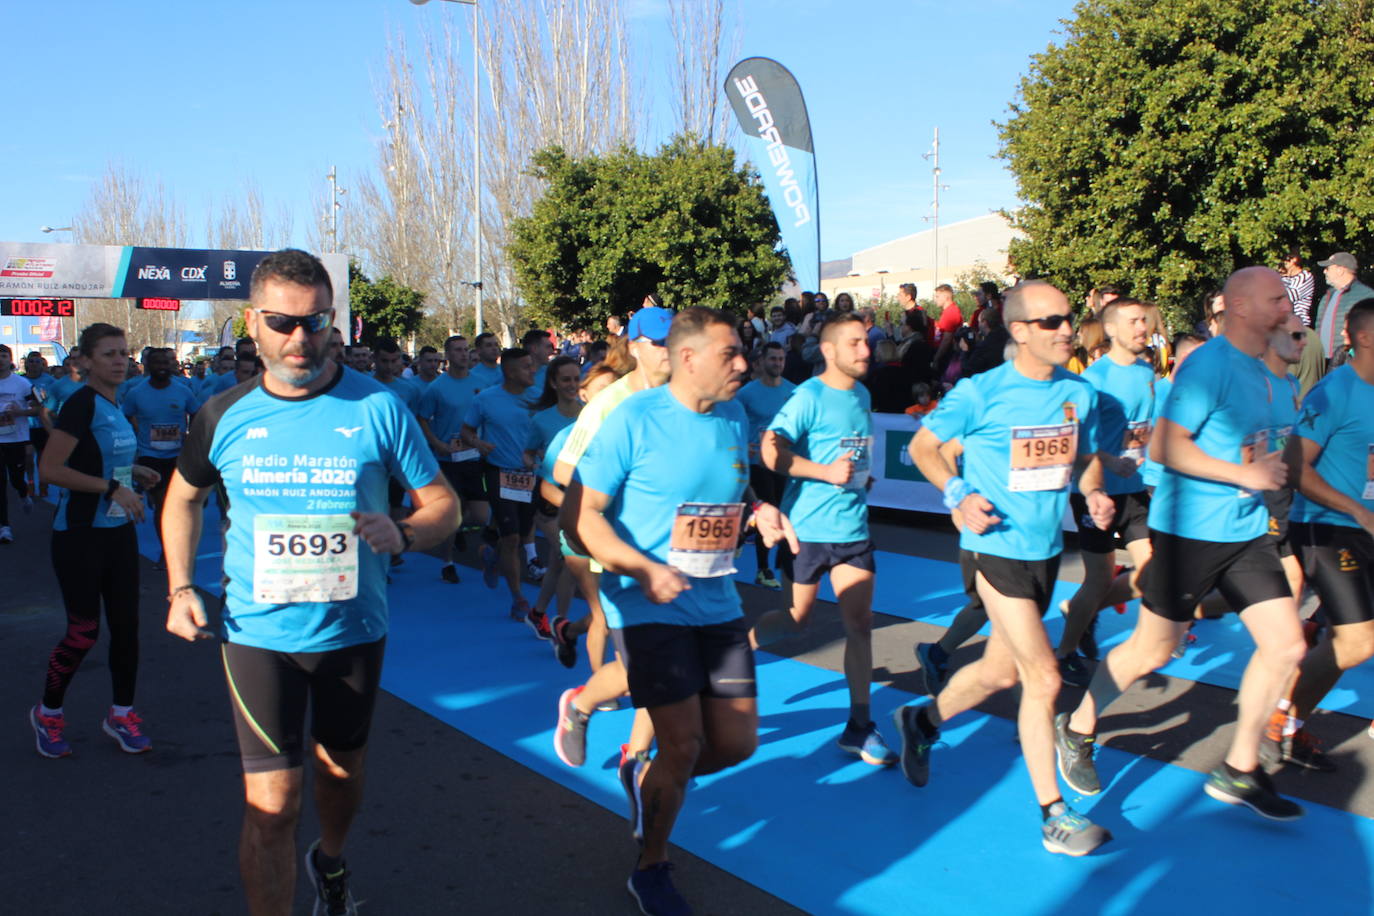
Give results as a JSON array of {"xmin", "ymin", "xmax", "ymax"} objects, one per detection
[{"xmin": 5, "ymin": 247, "xmax": 1373, "ymax": 916}]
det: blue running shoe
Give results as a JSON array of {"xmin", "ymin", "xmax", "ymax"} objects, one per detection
[
  {"xmin": 102, "ymin": 709, "xmax": 151, "ymax": 754},
  {"xmin": 479, "ymin": 544, "xmax": 500, "ymax": 589},
  {"xmin": 914, "ymin": 642, "xmax": 947, "ymax": 697},
  {"xmin": 837, "ymin": 720, "xmax": 898, "ymax": 766},
  {"xmin": 628, "ymin": 862, "xmax": 692, "ymax": 916},
  {"xmin": 30, "ymin": 706, "xmax": 71, "ymax": 758}
]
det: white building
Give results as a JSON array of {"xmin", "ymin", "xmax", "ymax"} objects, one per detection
[{"xmin": 822, "ymin": 212, "xmax": 1023, "ymax": 303}]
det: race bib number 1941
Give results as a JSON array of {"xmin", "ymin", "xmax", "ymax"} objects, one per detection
[{"xmin": 253, "ymin": 514, "xmax": 358, "ymax": 604}]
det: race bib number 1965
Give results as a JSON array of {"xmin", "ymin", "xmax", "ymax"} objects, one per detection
[
  {"xmin": 253, "ymin": 514, "xmax": 358, "ymax": 604},
  {"xmin": 668, "ymin": 502, "xmax": 744, "ymax": 578},
  {"xmin": 1009, "ymin": 424, "xmax": 1076, "ymax": 492}
]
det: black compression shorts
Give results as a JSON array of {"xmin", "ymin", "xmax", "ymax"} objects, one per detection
[
  {"xmin": 1294, "ymin": 521, "xmax": 1374, "ymax": 626},
  {"xmin": 1141, "ymin": 530, "xmax": 1291, "ymax": 622},
  {"xmin": 220, "ymin": 638, "xmax": 386, "ymax": 773}
]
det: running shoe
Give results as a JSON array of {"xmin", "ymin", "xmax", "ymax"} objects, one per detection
[
  {"xmin": 1203, "ymin": 765, "xmax": 1305, "ymax": 820},
  {"xmin": 554, "ymin": 687, "xmax": 590, "ymax": 767},
  {"xmin": 440, "ymin": 563, "xmax": 461, "ymax": 584},
  {"xmin": 1277, "ymin": 729, "xmax": 1336, "ymax": 772},
  {"xmin": 1058, "ymin": 653, "xmax": 1092, "ymax": 689},
  {"xmin": 914, "ymin": 642, "xmax": 947, "ymax": 697},
  {"xmin": 597, "ymin": 697, "xmax": 624, "ymax": 712},
  {"xmin": 0, "ymin": 526, "xmax": 12, "ymax": 544},
  {"xmin": 892, "ymin": 706, "xmax": 935, "ymax": 787},
  {"xmin": 527, "ymin": 559, "xmax": 547, "ymax": 581},
  {"xmin": 30, "ymin": 706, "xmax": 71, "ymax": 758},
  {"xmin": 1054, "ymin": 713, "xmax": 1100, "ymax": 795},
  {"xmin": 305, "ymin": 839, "xmax": 358, "ymax": 916},
  {"xmin": 837, "ymin": 720, "xmax": 898, "ymax": 766},
  {"xmin": 102, "ymin": 709, "xmax": 152, "ymax": 754},
  {"xmin": 526, "ymin": 609, "xmax": 554, "ymax": 641},
  {"xmin": 479, "ymin": 544, "xmax": 499, "ymax": 589},
  {"xmin": 21, "ymin": 494, "xmax": 33, "ymax": 514},
  {"xmin": 551, "ymin": 616, "xmax": 579, "ymax": 668},
  {"xmin": 754, "ymin": 568, "xmax": 781, "ymax": 590},
  {"xmin": 1041, "ymin": 801, "xmax": 1112, "ymax": 857},
  {"xmin": 1170, "ymin": 628, "xmax": 1197, "ymax": 660},
  {"xmin": 619, "ymin": 744, "xmax": 650, "ymax": 844},
  {"xmin": 510, "ymin": 598, "xmax": 532, "ymax": 622},
  {"xmin": 627, "ymin": 862, "xmax": 691, "ymax": 916}
]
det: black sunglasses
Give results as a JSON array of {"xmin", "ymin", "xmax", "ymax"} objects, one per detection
[
  {"xmin": 254, "ymin": 308, "xmax": 334, "ymax": 335},
  {"xmin": 1291, "ymin": 331, "xmax": 1305, "ymax": 341},
  {"xmin": 1014, "ymin": 312, "xmax": 1073, "ymax": 331}
]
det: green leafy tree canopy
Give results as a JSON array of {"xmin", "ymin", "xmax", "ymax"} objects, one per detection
[
  {"xmin": 509, "ymin": 135, "xmax": 791, "ymax": 329},
  {"xmin": 999, "ymin": 0, "xmax": 1374, "ymax": 328},
  {"xmin": 349, "ymin": 261, "xmax": 426, "ymax": 347}
]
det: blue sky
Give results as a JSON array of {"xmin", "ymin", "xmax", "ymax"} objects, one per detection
[{"xmin": 2, "ymin": 0, "xmax": 1077, "ymax": 262}]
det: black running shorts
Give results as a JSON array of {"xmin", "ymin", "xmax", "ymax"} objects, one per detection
[
  {"xmin": 1141, "ymin": 530, "xmax": 1291, "ymax": 623},
  {"xmin": 612, "ymin": 618, "xmax": 756, "ymax": 709},
  {"xmin": 1069, "ymin": 489, "xmax": 1151, "ymax": 554},
  {"xmin": 965, "ymin": 550, "xmax": 1062, "ymax": 615},
  {"xmin": 791, "ymin": 539, "xmax": 876, "ymax": 586},
  {"xmin": 1293, "ymin": 521, "xmax": 1374, "ymax": 626},
  {"xmin": 482, "ymin": 465, "xmax": 535, "ymax": 539},
  {"xmin": 220, "ymin": 638, "xmax": 386, "ymax": 773},
  {"xmin": 439, "ymin": 459, "xmax": 486, "ymax": 504}
]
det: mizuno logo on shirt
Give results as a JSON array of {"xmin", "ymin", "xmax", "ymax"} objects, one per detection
[
  {"xmin": 246, "ymin": 427, "xmax": 268, "ymax": 439},
  {"xmin": 334, "ymin": 426, "xmax": 364, "ymax": 438}
]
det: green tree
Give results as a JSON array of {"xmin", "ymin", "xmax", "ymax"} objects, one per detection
[
  {"xmin": 509, "ymin": 135, "xmax": 791, "ymax": 329},
  {"xmin": 349, "ymin": 261, "xmax": 426, "ymax": 347},
  {"xmin": 999, "ymin": 0, "xmax": 1374, "ymax": 329}
]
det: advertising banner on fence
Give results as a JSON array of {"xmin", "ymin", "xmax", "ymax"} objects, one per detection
[{"xmin": 724, "ymin": 57, "xmax": 821, "ymax": 293}]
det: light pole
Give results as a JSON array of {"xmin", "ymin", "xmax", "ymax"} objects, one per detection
[
  {"xmin": 410, "ymin": 0, "xmax": 483, "ymax": 334},
  {"xmin": 40, "ymin": 226, "xmax": 78, "ymax": 346},
  {"xmin": 922, "ymin": 127, "xmax": 949, "ymax": 293},
  {"xmin": 326, "ymin": 165, "xmax": 347, "ymax": 252}
]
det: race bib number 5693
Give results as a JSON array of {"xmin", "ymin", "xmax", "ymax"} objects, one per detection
[{"xmin": 253, "ymin": 514, "xmax": 358, "ymax": 604}]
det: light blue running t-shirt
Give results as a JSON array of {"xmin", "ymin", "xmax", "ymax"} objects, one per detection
[
  {"xmin": 463, "ymin": 385, "xmax": 534, "ymax": 471},
  {"xmin": 576, "ymin": 385, "xmax": 750, "ymax": 629},
  {"xmin": 1291, "ymin": 364, "xmax": 1374, "ymax": 528},
  {"xmin": 923, "ymin": 360, "xmax": 1099, "ymax": 561},
  {"xmin": 121, "ymin": 379, "xmax": 195, "ymax": 458},
  {"xmin": 768, "ymin": 377, "xmax": 871, "ymax": 544},
  {"xmin": 1081, "ymin": 355, "xmax": 1155, "ymax": 495},
  {"xmin": 735, "ymin": 378, "xmax": 796, "ymax": 467}
]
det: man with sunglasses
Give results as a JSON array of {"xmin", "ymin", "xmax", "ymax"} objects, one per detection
[
  {"xmin": 1274, "ymin": 301, "xmax": 1374, "ymax": 770},
  {"xmin": 896, "ymin": 281, "xmax": 1116, "ymax": 856},
  {"xmin": 162, "ymin": 249, "xmax": 459, "ymax": 916},
  {"xmin": 1056, "ymin": 266, "xmax": 1307, "ymax": 823}
]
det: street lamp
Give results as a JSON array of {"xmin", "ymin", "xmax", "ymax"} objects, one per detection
[{"xmin": 410, "ymin": 0, "xmax": 483, "ymax": 335}]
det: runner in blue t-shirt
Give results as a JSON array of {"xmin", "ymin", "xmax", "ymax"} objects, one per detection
[
  {"xmin": 1275, "ymin": 301, "xmax": 1374, "ymax": 771},
  {"xmin": 566, "ymin": 307, "xmax": 796, "ymax": 916},
  {"xmin": 462, "ymin": 347, "xmax": 538, "ymax": 617},
  {"xmin": 734, "ymin": 341, "xmax": 796, "ymax": 588},
  {"xmin": 161, "ymin": 250, "xmax": 458, "ymax": 916},
  {"xmin": 751, "ymin": 314, "xmax": 898, "ymax": 766},
  {"xmin": 373, "ymin": 338, "xmax": 423, "ymax": 530},
  {"xmin": 1060, "ymin": 266, "xmax": 1307, "ymax": 824},
  {"xmin": 468, "ymin": 332, "xmax": 504, "ymax": 390},
  {"xmin": 1056, "ymin": 299, "xmax": 1158, "ymax": 683},
  {"xmin": 524, "ymin": 356, "xmax": 583, "ymax": 638},
  {"xmin": 31, "ymin": 323, "xmax": 162, "ymax": 761},
  {"xmin": 121, "ymin": 347, "xmax": 196, "ymax": 562},
  {"xmin": 898, "ymin": 280, "xmax": 1116, "ymax": 857},
  {"xmin": 416, "ymin": 334, "xmax": 488, "ymax": 583},
  {"xmin": 1258, "ymin": 313, "xmax": 1307, "ymax": 606}
]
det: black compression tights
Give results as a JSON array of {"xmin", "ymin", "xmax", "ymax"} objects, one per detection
[{"xmin": 43, "ymin": 525, "xmax": 141, "ymax": 709}]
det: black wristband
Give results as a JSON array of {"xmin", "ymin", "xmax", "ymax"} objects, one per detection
[
  {"xmin": 395, "ymin": 520, "xmax": 415, "ymax": 554},
  {"xmin": 105, "ymin": 478, "xmax": 122, "ymax": 499}
]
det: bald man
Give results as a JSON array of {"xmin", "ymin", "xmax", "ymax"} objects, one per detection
[{"xmin": 1055, "ymin": 266, "xmax": 1308, "ymax": 822}]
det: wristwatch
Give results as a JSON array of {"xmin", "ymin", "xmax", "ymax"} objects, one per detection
[
  {"xmin": 105, "ymin": 478, "xmax": 122, "ymax": 499},
  {"xmin": 394, "ymin": 520, "xmax": 416, "ymax": 554}
]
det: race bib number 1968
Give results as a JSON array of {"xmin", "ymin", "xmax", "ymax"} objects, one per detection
[
  {"xmin": 1009, "ymin": 424, "xmax": 1076, "ymax": 492},
  {"xmin": 253, "ymin": 514, "xmax": 358, "ymax": 604},
  {"xmin": 668, "ymin": 502, "xmax": 744, "ymax": 578}
]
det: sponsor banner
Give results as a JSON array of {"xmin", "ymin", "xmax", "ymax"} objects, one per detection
[
  {"xmin": 724, "ymin": 57, "xmax": 821, "ymax": 292},
  {"xmin": 117, "ymin": 247, "xmax": 267, "ymax": 299},
  {"xmin": 0, "ymin": 242, "xmax": 125, "ymax": 297}
]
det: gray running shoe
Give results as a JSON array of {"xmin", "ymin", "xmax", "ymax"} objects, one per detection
[
  {"xmin": 554, "ymin": 687, "xmax": 590, "ymax": 767},
  {"xmin": 1041, "ymin": 801, "xmax": 1111, "ymax": 856},
  {"xmin": 1054, "ymin": 713, "xmax": 1101, "ymax": 795},
  {"xmin": 305, "ymin": 839, "xmax": 358, "ymax": 916}
]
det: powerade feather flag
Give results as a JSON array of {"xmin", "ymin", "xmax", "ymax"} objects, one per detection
[{"xmin": 725, "ymin": 57, "xmax": 820, "ymax": 292}]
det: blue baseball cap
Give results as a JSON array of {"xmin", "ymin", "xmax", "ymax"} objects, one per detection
[{"xmin": 627, "ymin": 306, "xmax": 674, "ymax": 343}]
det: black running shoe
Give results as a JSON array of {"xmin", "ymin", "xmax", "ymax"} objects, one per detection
[
  {"xmin": 892, "ymin": 706, "xmax": 935, "ymax": 787},
  {"xmin": 914, "ymin": 642, "xmax": 947, "ymax": 697},
  {"xmin": 440, "ymin": 563, "xmax": 461, "ymax": 584},
  {"xmin": 551, "ymin": 616, "xmax": 578, "ymax": 668},
  {"xmin": 305, "ymin": 840, "xmax": 357, "ymax": 916},
  {"xmin": 1058, "ymin": 654, "xmax": 1092, "ymax": 689},
  {"xmin": 1204, "ymin": 765, "xmax": 1305, "ymax": 821},
  {"xmin": 1054, "ymin": 713, "xmax": 1101, "ymax": 795},
  {"xmin": 627, "ymin": 862, "xmax": 691, "ymax": 916}
]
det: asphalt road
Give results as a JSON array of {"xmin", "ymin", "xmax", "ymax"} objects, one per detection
[{"xmin": 3, "ymin": 500, "xmax": 1371, "ymax": 914}]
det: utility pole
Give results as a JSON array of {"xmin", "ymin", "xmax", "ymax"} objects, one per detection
[
  {"xmin": 327, "ymin": 166, "xmax": 347, "ymax": 252},
  {"xmin": 922, "ymin": 127, "xmax": 949, "ymax": 292}
]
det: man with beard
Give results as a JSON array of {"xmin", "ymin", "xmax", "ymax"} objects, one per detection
[
  {"xmin": 121, "ymin": 348, "xmax": 195, "ymax": 562},
  {"xmin": 162, "ymin": 249, "xmax": 459, "ymax": 916}
]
